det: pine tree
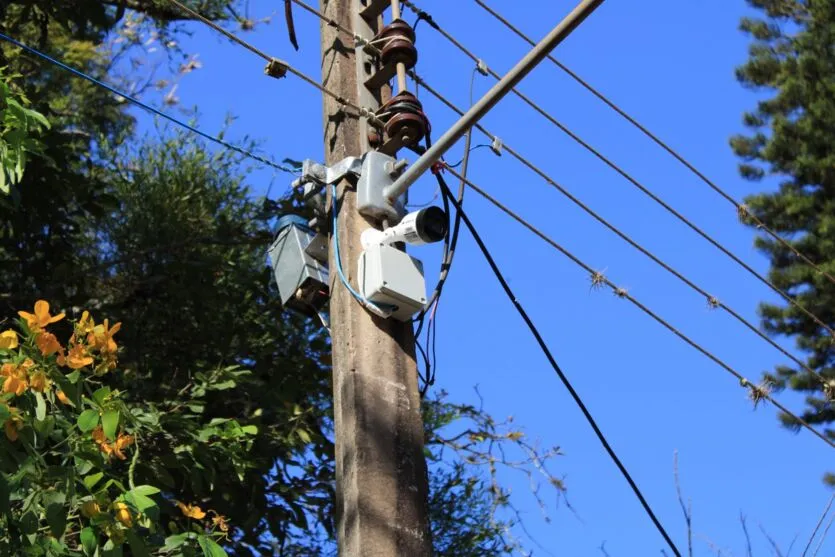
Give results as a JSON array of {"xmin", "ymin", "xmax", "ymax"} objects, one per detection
[{"xmin": 733, "ymin": 0, "xmax": 835, "ymax": 461}]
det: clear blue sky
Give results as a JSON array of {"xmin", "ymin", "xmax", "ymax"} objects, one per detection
[{"xmin": 127, "ymin": 0, "xmax": 833, "ymax": 554}]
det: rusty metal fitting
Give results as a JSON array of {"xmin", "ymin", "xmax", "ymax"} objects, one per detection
[
  {"xmin": 377, "ymin": 19, "xmax": 418, "ymax": 70},
  {"xmin": 380, "ymin": 91, "xmax": 429, "ymax": 148}
]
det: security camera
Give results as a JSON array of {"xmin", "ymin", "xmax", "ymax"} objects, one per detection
[{"xmin": 361, "ymin": 206, "xmax": 448, "ymax": 249}]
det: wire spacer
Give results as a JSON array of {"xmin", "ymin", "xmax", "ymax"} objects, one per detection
[
  {"xmin": 490, "ymin": 136, "xmax": 503, "ymax": 156},
  {"xmin": 264, "ymin": 58, "xmax": 288, "ymax": 79},
  {"xmin": 431, "ymin": 161, "xmax": 447, "ymax": 175},
  {"xmin": 476, "ymin": 59, "xmax": 489, "ymax": 76}
]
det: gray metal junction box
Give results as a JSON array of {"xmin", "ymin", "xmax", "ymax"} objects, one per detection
[{"xmin": 268, "ymin": 215, "xmax": 329, "ymax": 314}]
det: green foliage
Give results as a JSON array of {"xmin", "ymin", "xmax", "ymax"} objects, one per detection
[
  {"xmin": 733, "ymin": 0, "xmax": 835, "ymax": 462},
  {"xmin": 0, "ymin": 71, "xmax": 49, "ymax": 193}
]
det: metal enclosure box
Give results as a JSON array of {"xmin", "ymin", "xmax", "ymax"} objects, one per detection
[
  {"xmin": 268, "ymin": 215, "xmax": 329, "ymax": 314},
  {"xmin": 358, "ymin": 243, "xmax": 426, "ymax": 322}
]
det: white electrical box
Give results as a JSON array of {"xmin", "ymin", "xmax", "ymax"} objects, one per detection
[{"xmin": 358, "ymin": 243, "xmax": 426, "ymax": 322}]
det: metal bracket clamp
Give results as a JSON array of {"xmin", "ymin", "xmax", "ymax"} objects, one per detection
[{"xmin": 292, "ymin": 157, "xmax": 363, "ymax": 189}]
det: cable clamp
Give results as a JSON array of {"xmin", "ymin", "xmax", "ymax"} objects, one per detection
[
  {"xmin": 476, "ymin": 59, "xmax": 489, "ymax": 76},
  {"xmin": 490, "ymin": 136, "xmax": 503, "ymax": 156},
  {"xmin": 264, "ymin": 58, "xmax": 288, "ymax": 79}
]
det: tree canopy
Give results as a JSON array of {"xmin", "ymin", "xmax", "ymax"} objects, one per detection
[{"xmin": 733, "ymin": 0, "xmax": 835, "ymax": 472}]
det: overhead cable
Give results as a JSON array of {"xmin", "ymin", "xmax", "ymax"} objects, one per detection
[
  {"xmin": 165, "ymin": 0, "xmax": 383, "ymax": 127},
  {"xmin": 443, "ymin": 164, "xmax": 835, "ymax": 452},
  {"xmin": 434, "ymin": 172, "xmax": 683, "ymax": 557},
  {"xmin": 0, "ymin": 32, "xmax": 296, "ymax": 175},
  {"xmin": 473, "ymin": 0, "xmax": 835, "ymax": 289},
  {"xmin": 399, "ymin": 0, "xmax": 835, "ymax": 341}
]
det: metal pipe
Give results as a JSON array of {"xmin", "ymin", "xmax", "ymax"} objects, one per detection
[
  {"xmin": 384, "ymin": 0, "xmax": 605, "ymax": 201},
  {"xmin": 390, "ymin": 0, "xmax": 408, "ymax": 93}
]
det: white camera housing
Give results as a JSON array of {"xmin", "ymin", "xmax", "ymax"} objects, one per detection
[
  {"xmin": 358, "ymin": 244, "xmax": 426, "ymax": 322},
  {"xmin": 361, "ymin": 206, "xmax": 447, "ymax": 249}
]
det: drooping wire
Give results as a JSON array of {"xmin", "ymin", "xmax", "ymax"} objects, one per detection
[
  {"xmin": 443, "ymin": 164, "xmax": 835, "ymax": 452},
  {"xmin": 165, "ymin": 0, "xmax": 383, "ymax": 127},
  {"xmin": 0, "ymin": 32, "xmax": 297, "ymax": 175},
  {"xmin": 399, "ymin": 0, "xmax": 835, "ymax": 342},
  {"xmin": 473, "ymin": 0, "xmax": 835, "ymax": 290},
  {"xmin": 331, "ymin": 184, "xmax": 392, "ymax": 319},
  {"xmin": 433, "ymin": 171, "xmax": 684, "ymax": 557}
]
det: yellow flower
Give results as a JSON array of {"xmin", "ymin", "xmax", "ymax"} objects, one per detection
[
  {"xmin": 210, "ymin": 511, "xmax": 229, "ymax": 532},
  {"xmin": 3, "ymin": 407, "xmax": 23, "ymax": 441},
  {"xmin": 176, "ymin": 501, "xmax": 206, "ymax": 520},
  {"xmin": 66, "ymin": 344, "xmax": 94, "ymax": 370},
  {"xmin": 89, "ymin": 320, "xmax": 121, "ymax": 355},
  {"xmin": 77, "ymin": 311, "xmax": 96, "ymax": 335},
  {"xmin": 18, "ymin": 300, "xmax": 65, "ymax": 332},
  {"xmin": 111, "ymin": 433, "xmax": 134, "ymax": 460},
  {"xmin": 1, "ymin": 363, "xmax": 27, "ymax": 396},
  {"xmin": 113, "ymin": 501, "xmax": 132, "ymax": 527},
  {"xmin": 28, "ymin": 370, "xmax": 50, "ymax": 393},
  {"xmin": 0, "ymin": 329, "xmax": 18, "ymax": 350},
  {"xmin": 55, "ymin": 389, "xmax": 70, "ymax": 405},
  {"xmin": 80, "ymin": 500, "xmax": 101, "ymax": 518},
  {"xmin": 35, "ymin": 332, "xmax": 63, "ymax": 357}
]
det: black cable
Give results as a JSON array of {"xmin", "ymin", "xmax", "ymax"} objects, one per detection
[{"xmin": 434, "ymin": 172, "xmax": 682, "ymax": 557}]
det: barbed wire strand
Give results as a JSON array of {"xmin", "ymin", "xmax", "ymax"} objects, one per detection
[
  {"xmin": 0, "ymin": 32, "xmax": 296, "ymax": 175},
  {"xmin": 443, "ymin": 165, "xmax": 835, "ymax": 451},
  {"xmin": 399, "ymin": 0, "xmax": 835, "ymax": 342},
  {"xmin": 165, "ymin": 0, "xmax": 383, "ymax": 127},
  {"xmin": 472, "ymin": 0, "xmax": 835, "ymax": 290}
]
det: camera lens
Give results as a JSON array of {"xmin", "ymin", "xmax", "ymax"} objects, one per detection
[{"xmin": 415, "ymin": 206, "xmax": 448, "ymax": 243}]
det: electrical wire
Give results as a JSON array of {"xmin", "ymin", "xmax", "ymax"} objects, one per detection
[
  {"xmin": 399, "ymin": 0, "xmax": 835, "ymax": 341},
  {"xmin": 165, "ymin": 0, "xmax": 383, "ymax": 128},
  {"xmin": 433, "ymin": 171, "xmax": 683, "ymax": 557},
  {"xmin": 331, "ymin": 184, "xmax": 392, "ymax": 319},
  {"xmin": 408, "ymin": 75, "xmax": 835, "ymax": 371},
  {"xmin": 0, "ymin": 32, "xmax": 297, "ymax": 175},
  {"xmin": 473, "ymin": 0, "xmax": 835, "ymax": 290},
  {"xmin": 442, "ymin": 164, "xmax": 835, "ymax": 452}
]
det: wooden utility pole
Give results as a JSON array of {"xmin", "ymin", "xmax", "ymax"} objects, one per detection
[{"xmin": 319, "ymin": 1, "xmax": 433, "ymax": 555}]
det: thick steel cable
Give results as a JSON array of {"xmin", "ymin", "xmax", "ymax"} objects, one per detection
[
  {"xmin": 474, "ymin": 0, "xmax": 835, "ymax": 290},
  {"xmin": 165, "ymin": 0, "xmax": 383, "ymax": 127},
  {"xmin": 435, "ymin": 172, "xmax": 683, "ymax": 557},
  {"xmin": 443, "ymin": 165, "xmax": 835, "ymax": 451},
  {"xmin": 399, "ymin": 0, "xmax": 835, "ymax": 341}
]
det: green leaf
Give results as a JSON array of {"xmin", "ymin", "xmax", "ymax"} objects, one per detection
[
  {"xmin": 83, "ymin": 472, "xmax": 104, "ymax": 491},
  {"xmin": 125, "ymin": 491, "xmax": 157, "ymax": 513},
  {"xmin": 125, "ymin": 530, "xmax": 150, "ymax": 557},
  {"xmin": 0, "ymin": 404, "xmax": 9, "ymax": 422},
  {"xmin": 92, "ymin": 386, "xmax": 111, "ymax": 406},
  {"xmin": 241, "ymin": 425, "xmax": 258, "ymax": 435},
  {"xmin": 80, "ymin": 527, "xmax": 97, "ymax": 556},
  {"xmin": 132, "ymin": 485, "xmax": 160, "ymax": 496},
  {"xmin": 78, "ymin": 409, "xmax": 100, "ymax": 433},
  {"xmin": 102, "ymin": 409, "xmax": 119, "ymax": 441},
  {"xmin": 44, "ymin": 491, "xmax": 67, "ymax": 538},
  {"xmin": 198, "ymin": 535, "xmax": 227, "ymax": 557},
  {"xmin": 102, "ymin": 538, "xmax": 123, "ymax": 557},
  {"xmin": 163, "ymin": 533, "xmax": 191, "ymax": 550},
  {"xmin": 296, "ymin": 428, "xmax": 311, "ymax": 444},
  {"xmin": 35, "ymin": 392, "xmax": 46, "ymax": 421},
  {"xmin": 19, "ymin": 510, "xmax": 38, "ymax": 534}
]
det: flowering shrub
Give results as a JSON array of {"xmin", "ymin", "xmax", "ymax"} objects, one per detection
[{"xmin": 0, "ymin": 301, "xmax": 247, "ymax": 556}]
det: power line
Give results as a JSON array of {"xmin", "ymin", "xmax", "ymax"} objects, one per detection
[
  {"xmin": 165, "ymin": 0, "xmax": 384, "ymax": 128},
  {"xmin": 407, "ymin": 72, "xmax": 832, "ymax": 392},
  {"xmin": 443, "ymin": 164, "xmax": 835, "ymax": 451},
  {"xmin": 0, "ymin": 32, "xmax": 297, "ymax": 175},
  {"xmin": 433, "ymin": 171, "xmax": 683, "ymax": 557},
  {"xmin": 473, "ymin": 0, "xmax": 835, "ymax": 290},
  {"xmin": 400, "ymin": 0, "xmax": 835, "ymax": 341}
]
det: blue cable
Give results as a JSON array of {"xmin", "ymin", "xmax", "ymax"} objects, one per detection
[
  {"xmin": 331, "ymin": 184, "xmax": 391, "ymax": 317},
  {"xmin": 0, "ymin": 32, "xmax": 295, "ymax": 175}
]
